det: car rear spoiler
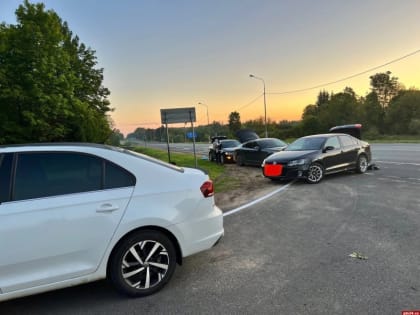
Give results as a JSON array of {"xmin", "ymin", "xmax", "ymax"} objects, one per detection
[{"xmin": 329, "ymin": 124, "xmax": 362, "ymax": 139}]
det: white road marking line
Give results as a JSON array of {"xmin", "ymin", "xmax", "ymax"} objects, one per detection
[
  {"xmin": 382, "ymin": 175, "xmax": 420, "ymax": 182},
  {"xmin": 223, "ymin": 180, "xmax": 296, "ymax": 217},
  {"xmin": 223, "ymin": 158, "xmax": 420, "ymax": 217},
  {"xmin": 375, "ymin": 160, "xmax": 420, "ymax": 167},
  {"xmin": 374, "ymin": 148, "xmax": 420, "ymax": 152}
]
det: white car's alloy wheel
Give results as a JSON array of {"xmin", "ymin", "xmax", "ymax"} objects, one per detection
[
  {"xmin": 122, "ymin": 240, "xmax": 169, "ymax": 289},
  {"xmin": 109, "ymin": 230, "xmax": 176, "ymax": 297}
]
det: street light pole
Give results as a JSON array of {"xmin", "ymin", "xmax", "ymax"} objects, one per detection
[
  {"xmin": 249, "ymin": 74, "xmax": 268, "ymax": 138},
  {"xmin": 198, "ymin": 102, "xmax": 209, "ymax": 126}
]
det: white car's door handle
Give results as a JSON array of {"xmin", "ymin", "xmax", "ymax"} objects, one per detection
[{"xmin": 96, "ymin": 203, "xmax": 120, "ymax": 213}]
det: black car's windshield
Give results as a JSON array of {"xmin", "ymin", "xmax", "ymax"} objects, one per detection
[
  {"xmin": 259, "ymin": 139, "xmax": 287, "ymax": 149},
  {"xmin": 221, "ymin": 140, "xmax": 240, "ymax": 148},
  {"xmin": 286, "ymin": 137, "xmax": 326, "ymax": 151}
]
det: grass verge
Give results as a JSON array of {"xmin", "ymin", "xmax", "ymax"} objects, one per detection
[{"xmin": 128, "ymin": 146, "xmax": 241, "ymax": 193}]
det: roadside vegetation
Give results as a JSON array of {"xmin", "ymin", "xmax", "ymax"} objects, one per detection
[
  {"xmin": 0, "ymin": 1, "xmax": 122, "ymax": 145},
  {"xmin": 129, "ymin": 146, "xmax": 240, "ymax": 193},
  {"xmin": 129, "ymin": 73, "xmax": 420, "ymax": 143}
]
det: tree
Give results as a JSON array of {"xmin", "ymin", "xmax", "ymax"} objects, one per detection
[
  {"xmin": 228, "ymin": 111, "xmax": 241, "ymax": 135},
  {"xmin": 369, "ymin": 71, "xmax": 399, "ymax": 110},
  {"xmin": 361, "ymin": 92, "xmax": 383, "ymax": 133},
  {"xmin": 317, "ymin": 89, "xmax": 361, "ymax": 130},
  {"xmin": 0, "ymin": 1, "xmax": 113, "ymax": 144},
  {"xmin": 386, "ymin": 90, "xmax": 420, "ymax": 134},
  {"xmin": 301, "ymin": 115, "xmax": 322, "ymax": 135},
  {"xmin": 301, "ymin": 104, "xmax": 318, "ymax": 120},
  {"xmin": 107, "ymin": 129, "xmax": 124, "ymax": 145},
  {"xmin": 343, "ymin": 86, "xmax": 356, "ymax": 98},
  {"xmin": 316, "ymin": 90, "xmax": 330, "ymax": 107}
]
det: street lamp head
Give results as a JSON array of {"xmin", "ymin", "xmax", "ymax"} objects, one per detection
[
  {"xmin": 197, "ymin": 102, "xmax": 210, "ymax": 126},
  {"xmin": 248, "ymin": 73, "xmax": 267, "ymax": 137}
]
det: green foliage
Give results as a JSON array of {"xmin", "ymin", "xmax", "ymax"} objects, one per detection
[
  {"xmin": 302, "ymin": 104, "xmax": 318, "ymax": 120},
  {"xmin": 408, "ymin": 119, "xmax": 420, "ymax": 135},
  {"xmin": 361, "ymin": 92, "xmax": 383, "ymax": 133},
  {"xmin": 0, "ymin": 1, "xmax": 112, "ymax": 144},
  {"xmin": 243, "ymin": 117, "xmax": 265, "ymax": 137},
  {"xmin": 299, "ymin": 89, "xmax": 362, "ymax": 136},
  {"xmin": 300, "ymin": 115, "xmax": 322, "ymax": 135},
  {"xmin": 127, "ymin": 123, "xmax": 229, "ymax": 143},
  {"xmin": 296, "ymin": 72, "xmax": 418, "ymax": 138},
  {"xmin": 106, "ymin": 129, "xmax": 124, "ymax": 146},
  {"xmin": 316, "ymin": 90, "xmax": 330, "ymax": 107},
  {"xmin": 228, "ymin": 111, "xmax": 241, "ymax": 136},
  {"xmin": 124, "ymin": 71, "xmax": 418, "ymax": 142},
  {"xmin": 319, "ymin": 91, "xmax": 362, "ymax": 128},
  {"xmin": 369, "ymin": 71, "xmax": 400, "ymax": 110},
  {"xmin": 386, "ymin": 90, "xmax": 420, "ymax": 134},
  {"xmin": 129, "ymin": 146, "xmax": 230, "ymax": 190}
]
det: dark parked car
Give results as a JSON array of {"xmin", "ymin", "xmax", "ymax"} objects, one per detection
[
  {"xmin": 209, "ymin": 139, "xmax": 241, "ymax": 164},
  {"xmin": 235, "ymin": 138, "xmax": 287, "ymax": 166},
  {"xmin": 262, "ymin": 133, "xmax": 371, "ymax": 183},
  {"xmin": 235, "ymin": 129, "xmax": 259, "ymax": 143},
  {"xmin": 210, "ymin": 136, "xmax": 227, "ymax": 143}
]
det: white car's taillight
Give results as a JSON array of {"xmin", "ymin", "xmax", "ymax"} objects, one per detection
[{"xmin": 200, "ymin": 180, "xmax": 214, "ymax": 198}]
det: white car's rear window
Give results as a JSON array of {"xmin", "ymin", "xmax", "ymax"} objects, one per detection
[{"xmin": 121, "ymin": 148, "xmax": 184, "ymax": 173}]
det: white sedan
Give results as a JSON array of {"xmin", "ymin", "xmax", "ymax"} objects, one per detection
[{"xmin": 0, "ymin": 143, "xmax": 224, "ymax": 301}]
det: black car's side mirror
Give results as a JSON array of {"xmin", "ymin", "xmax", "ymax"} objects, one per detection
[
  {"xmin": 323, "ymin": 146, "xmax": 335, "ymax": 153},
  {"xmin": 254, "ymin": 145, "xmax": 260, "ymax": 151}
]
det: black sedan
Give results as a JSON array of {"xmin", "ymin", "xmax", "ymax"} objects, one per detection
[
  {"xmin": 262, "ymin": 133, "xmax": 371, "ymax": 183},
  {"xmin": 235, "ymin": 138, "xmax": 288, "ymax": 166},
  {"xmin": 209, "ymin": 139, "xmax": 241, "ymax": 164}
]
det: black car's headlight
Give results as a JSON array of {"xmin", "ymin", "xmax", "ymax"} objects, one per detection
[{"xmin": 287, "ymin": 159, "xmax": 307, "ymax": 167}]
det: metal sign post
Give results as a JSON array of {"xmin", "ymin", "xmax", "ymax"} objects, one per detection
[
  {"xmin": 161, "ymin": 112, "xmax": 171, "ymax": 163},
  {"xmin": 189, "ymin": 109, "xmax": 197, "ymax": 168},
  {"xmin": 160, "ymin": 107, "xmax": 197, "ymax": 167}
]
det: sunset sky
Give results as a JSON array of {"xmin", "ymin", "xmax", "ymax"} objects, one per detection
[{"xmin": 1, "ymin": 0, "xmax": 420, "ymax": 135}]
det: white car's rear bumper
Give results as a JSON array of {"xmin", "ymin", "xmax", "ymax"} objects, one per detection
[{"xmin": 172, "ymin": 205, "xmax": 224, "ymax": 258}]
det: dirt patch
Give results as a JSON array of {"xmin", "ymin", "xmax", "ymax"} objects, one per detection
[{"xmin": 214, "ymin": 164, "xmax": 281, "ymax": 211}]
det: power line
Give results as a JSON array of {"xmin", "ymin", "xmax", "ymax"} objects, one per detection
[
  {"xmin": 268, "ymin": 49, "xmax": 420, "ymax": 95},
  {"xmin": 236, "ymin": 93, "xmax": 263, "ymax": 111},
  {"xmin": 118, "ymin": 122, "xmax": 160, "ymax": 126}
]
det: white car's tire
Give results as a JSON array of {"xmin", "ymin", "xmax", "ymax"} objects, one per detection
[{"xmin": 109, "ymin": 230, "xmax": 177, "ymax": 297}]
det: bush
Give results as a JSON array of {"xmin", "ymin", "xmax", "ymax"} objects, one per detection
[{"xmin": 408, "ymin": 119, "xmax": 420, "ymax": 135}]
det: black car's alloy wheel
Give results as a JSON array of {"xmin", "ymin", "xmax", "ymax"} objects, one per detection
[
  {"xmin": 306, "ymin": 163, "xmax": 324, "ymax": 184},
  {"xmin": 109, "ymin": 230, "xmax": 176, "ymax": 297},
  {"xmin": 356, "ymin": 154, "xmax": 368, "ymax": 173}
]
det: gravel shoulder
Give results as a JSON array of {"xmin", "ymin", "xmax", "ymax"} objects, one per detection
[{"xmin": 214, "ymin": 163, "xmax": 281, "ymax": 211}]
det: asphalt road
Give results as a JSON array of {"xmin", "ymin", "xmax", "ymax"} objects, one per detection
[
  {"xmin": 372, "ymin": 143, "xmax": 420, "ymax": 163},
  {"xmin": 1, "ymin": 144, "xmax": 420, "ymax": 314}
]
